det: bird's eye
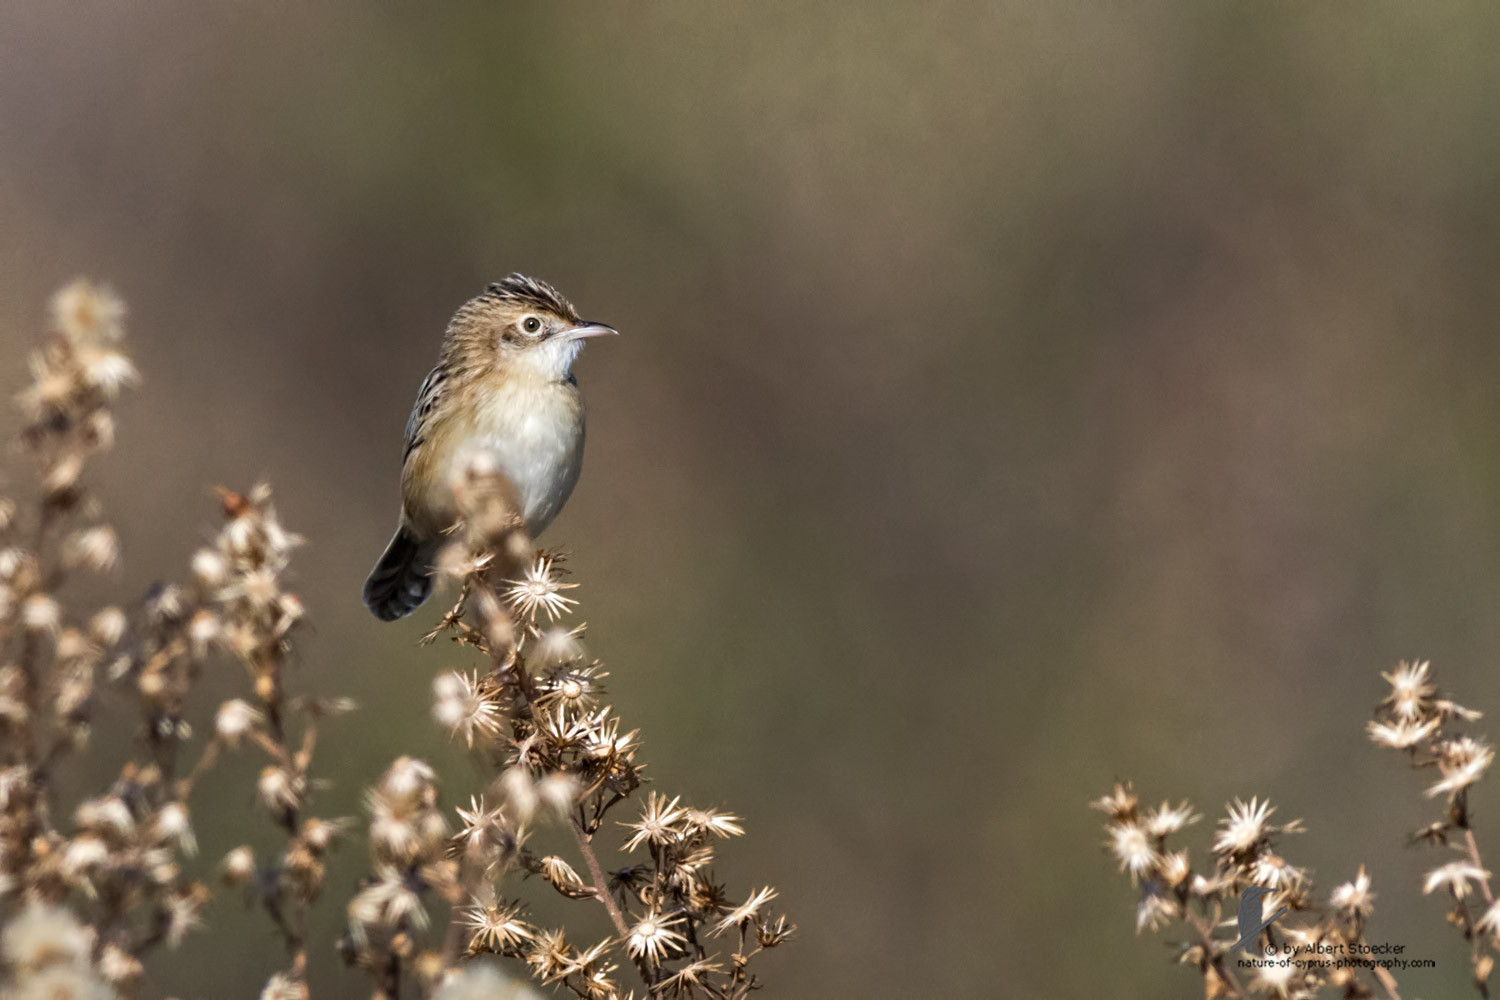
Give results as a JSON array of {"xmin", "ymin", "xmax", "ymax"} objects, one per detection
[{"xmin": 522, "ymin": 316, "xmax": 542, "ymax": 334}]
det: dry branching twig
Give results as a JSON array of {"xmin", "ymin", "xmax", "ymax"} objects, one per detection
[
  {"xmin": 1100, "ymin": 659, "xmax": 1500, "ymax": 999},
  {"xmin": 0, "ymin": 281, "xmax": 789, "ymax": 1000},
  {"xmin": 0, "ymin": 282, "xmax": 356, "ymax": 999},
  {"xmin": 1368, "ymin": 660, "xmax": 1496, "ymax": 996},
  {"xmin": 0, "ymin": 284, "xmax": 349, "ymax": 998},
  {"xmin": 338, "ymin": 453, "xmax": 793, "ymax": 999}
]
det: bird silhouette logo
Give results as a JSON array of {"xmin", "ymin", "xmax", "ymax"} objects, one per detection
[{"xmin": 1231, "ymin": 885, "xmax": 1287, "ymax": 952}]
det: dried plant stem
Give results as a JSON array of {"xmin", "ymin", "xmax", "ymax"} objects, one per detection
[
  {"xmin": 15, "ymin": 632, "xmax": 41, "ymax": 764},
  {"xmin": 569, "ymin": 817, "xmax": 631, "ymax": 940},
  {"xmin": 1466, "ymin": 827, "xmax": 1495, "ymax": 906},
  {"xmin": 337, "ymin": 463, "xmax": 790, "ymax": 999},
  {"xmin": 1101, "ymin": 660, "xmax": 1500, "ymax": 999},
  {"xmin": 484, "ymin": 635, "xmax": 634, "ymax": 943},
  {"xmin": 485, "ymin": 582, "xmax": 656, "ymax": 990},
  {"xmin": 1458, "ymin": 826, "xmax": 1497, "ymax": 998},
  {"xmin": 0, "ymin": 281, "xmax": 231, "ymax": 996},
  {"xmin": 1458, "ymin": 898, "xmax": 1492, "ymax": 999},
  {"xmin": 1185, "ymin": 910, "xmax": 1248, "ymax": 1000},
  {"xmin": 1372, "ymin": 963, "xmax": 1403, "ymax": 1000},
  {"xmin": 174, "ymin": 738, "xmax": 222, "ymax": 797}
]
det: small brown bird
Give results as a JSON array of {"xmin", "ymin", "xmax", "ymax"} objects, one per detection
[{"xmin": 363, "ymin": 275, "xmax": 616, "ymax": 621}]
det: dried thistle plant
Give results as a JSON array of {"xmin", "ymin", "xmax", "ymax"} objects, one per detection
[
  {"xmin": 0, "ymin": 281, "xmax": 789, "ymax": 1000},
  {"xmin": 1367, "ymin": 660, "xmax": 1497, "ymax": 995},
  {"xmin": 188, "ymin": 483, "xmax": 355, "ymax": 999},
  {"xmin": 337, "ymin": 453, "xmax": 794, "ymax": 999},
  {"xmin": 0, "ymin": 282, "xmax": 357, "ymax": 999},
  {"xmin": 1098, "ymin": 659, "xmax": 1500, "ymax": 999}
]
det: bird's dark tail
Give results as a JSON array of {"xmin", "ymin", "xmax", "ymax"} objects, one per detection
[{"xmin": 363, "ymin": 525, "xmax": 437, "ymax": 621}]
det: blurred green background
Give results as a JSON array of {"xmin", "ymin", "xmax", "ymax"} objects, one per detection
[{"xmin": 5, "ymin": 2, "xmax": 1500, "ymax": 997}]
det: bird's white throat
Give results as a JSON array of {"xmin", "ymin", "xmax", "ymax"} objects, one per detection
[{"xmin": 517, "ymin": 335, "xmax": 585, "ymax": 382}]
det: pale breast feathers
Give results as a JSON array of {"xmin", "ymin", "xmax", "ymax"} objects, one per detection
[{"xmin": 401, "ymin": 366, "xmax": 584, "ymax": 536}]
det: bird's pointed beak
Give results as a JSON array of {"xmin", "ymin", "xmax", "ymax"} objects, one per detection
[{"xmin": 562, "ymin": 322, "xmax": 618, "ymax": 340}]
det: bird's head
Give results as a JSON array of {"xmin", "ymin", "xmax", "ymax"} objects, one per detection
[{"xmin": 450, "ymin": 273, "xmax": 616, "ymax": 381}]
